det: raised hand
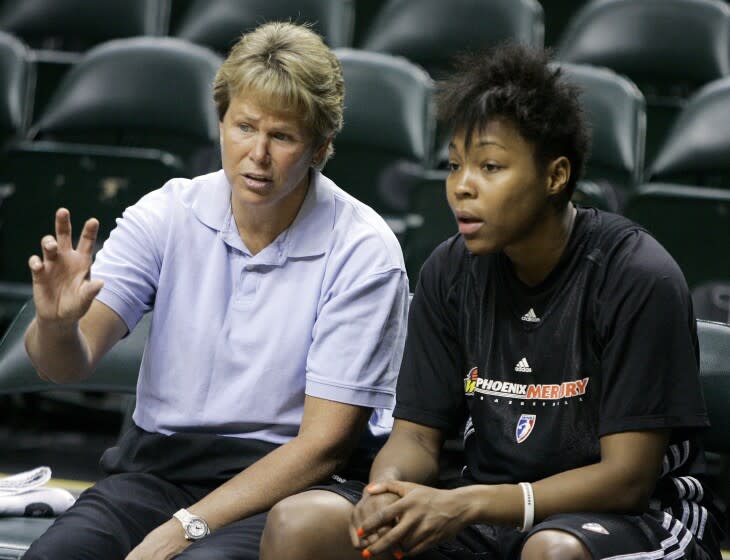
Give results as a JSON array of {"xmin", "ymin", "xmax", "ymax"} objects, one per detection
[{"xmin": 28, "ymin": 208, "xmax": 104, "ymax": 326}]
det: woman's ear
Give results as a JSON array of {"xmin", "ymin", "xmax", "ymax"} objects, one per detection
[
  {"xmin": 312, "ymin": 136, "xmax": 333, "ymax": 167},
  {"xmin": 546, "ymin": 156, "xmax": 571, "ymax": 196}
]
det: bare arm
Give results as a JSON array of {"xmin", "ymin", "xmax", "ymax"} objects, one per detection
[
  {"xmin": 126, "ymin": 395, "xmax": 373, "ymax": 559},
  {"xmin": 23, "ymin": 208, "xmax": 127, "ymax": 382},
  {"xmin": 369, "ymin": 419, "xmax": 445, "ymax": 485}
]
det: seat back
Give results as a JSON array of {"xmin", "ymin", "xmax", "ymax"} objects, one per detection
[
  {"xmin": 360, "ymin": 0, "xmax": 544, "ymax": 80},
  {"xmin": 556, "ymin": 0, "xmax": 730, "ymax": 165},
  {"xmin": 30, "ymin": 36, "xmax": 222, "ymax": 172},
  {"xmin": 697, "ymin": 319, "xmax": 730, "ymax": 454},
  {"xmin": 540, "ymin": 0, "xmax": 589, "ymax": 46},
  {"xmin": 0, "ymin": 142, "xmax": 185, "ymax": 284},
  {"xmin": 558, "ymin": 62, "xmax": 646, "ymax": 199},
  {"xmin": 327, "ymin": 48, "xmax": 435, "ymax": 217},
  {"xmin": 172, "ymin": 0, "xmax": 354, "ymax": 54},
  {"xmin": 0, "ymin": 300, "xmax": 149, "ymax": 396},
  {"xmin": 0, "ymin": 0, "xmax": 168, "ymax": 51},
  {"xmin": 623, "ymin": 183, "xmax": 730, "ymax": 289},
  {"xmin": 0, "ymin": 30, "xmax": 33, "ymax": 144},
  {"xmin": 649, "ymin": 77, "xmax": 730, "ymax": 188}
]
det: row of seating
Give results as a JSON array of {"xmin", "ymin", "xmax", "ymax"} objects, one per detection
[
  {"xmin": 2, "ymin": 30, "xmax": 730, "ymax": 305},
  {"xmin": 4, "ymin": 28, "xmax": 730, "ymax": 198},
  {"xmin": 0, "ymin": 0, "xmax": 545, "ymax": 54},
  {"xmin": 4, "ymin": 0, "xmax": 730, "ymax": 160}
]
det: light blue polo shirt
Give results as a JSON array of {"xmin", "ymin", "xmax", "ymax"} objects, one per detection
[{"xmin": 91, "ymin": 169, "xmax": 409, "ymax": 444}]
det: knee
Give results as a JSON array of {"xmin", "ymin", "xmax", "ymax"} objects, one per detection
[
  {"xmin": 260, "ymin": 491, "xmax": 352, "ymax": 560},
  {"xmin": 521, "ymin": 529, "xmax": 591, "ymax": 560},
  {"xmin": 260, "ymin": 496, "xmax": 318, "ymax": 557}
]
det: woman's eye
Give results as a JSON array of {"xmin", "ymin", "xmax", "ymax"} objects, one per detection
[
  {"xmin": 447, "ymin": 162, "xmax": 460, "ymax": 172},
  {"xmin": 239, "ymin": 123, "xmax": 252, "ymax": 133},
  {"xmin": 483, "ymin": 163, "xmax": 500, "ymax": 172}
]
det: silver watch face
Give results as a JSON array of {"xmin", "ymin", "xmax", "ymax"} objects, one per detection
[{"xmin": 186, "ymin": 518, "xmax": 208, "ymax": 539}]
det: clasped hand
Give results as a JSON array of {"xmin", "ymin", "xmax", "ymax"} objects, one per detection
[{"xmin": 351, "ymin": 481, "xmax": 470, "ymax": 558}]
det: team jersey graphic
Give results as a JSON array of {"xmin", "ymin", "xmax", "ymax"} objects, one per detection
[
  {"xmin": 464, "ymin": 367, "xmax": 480, "ymax": 395},
  {"xmin": 515, "ymin": 414, "xmax": 536, "ymax": 443},
  {"xmin": 463, "ymin": 367, "xmax": 589, "ymax": 401}
]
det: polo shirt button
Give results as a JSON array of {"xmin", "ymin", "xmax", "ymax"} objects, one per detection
[{"xmin": 245, "ymin": 265, "xmax": 254, "ymax": 271}]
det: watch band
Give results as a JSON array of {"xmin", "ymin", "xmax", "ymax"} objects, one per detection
[{"xmin": 173, "ymin": 508, "xmax": 210, "ymax": 540}]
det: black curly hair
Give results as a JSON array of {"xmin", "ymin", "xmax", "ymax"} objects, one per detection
[{"xmin": 437, "ymin": 43, "xmax": 590, "ymax": 208}]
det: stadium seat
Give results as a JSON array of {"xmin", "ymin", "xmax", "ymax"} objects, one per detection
[
  {"xmin": 649, "ymin": 77, "xmax": 730, "ymax": 188},
  {"xmin": 328, "ymin": 48, "xmax": 435, "ymax": 230},
  {"xmin": 0, "ymin": 0, "xmax": 170, "ymax": 119},
  {"xmin": 359, "ymin": 0, "xmax": 544, "ymax": 80},
  {"xmin": 558, "ymin": 62, "xmax": 646, "ymax": 205},
  {"xmin": 556, "ymin": 0, "xmax": 730, "ymax": 166},
  {"xmin": 352, "ymin": 0, "xmax": 389, "ymax": 47},
  {"xmin": 539, "ymin": 0, "xmax": 589, "ymax": 46},
  {"xmin": 0, "ymin": 37, "xmax": 221, "ymax": 291},
  {"xmin": 693, "ymin": 282, "xmax": 730, "ymax": 324},
  {"xmin": 0, "ymin": 30, "xmax": 32, "ymax": 146},
  {"xmin": 0, "ymin": 31, "xmax": 34, "ymax": 333},
  {"xmin": 623, "ymin": 183, "xmax": 730, "ymax": 291},
  {"xmin": 696, "ymin": 319, "xmax": 730, "ymax": 527},
  {"xmin": 0, "ymin": 300, "xmax": 150, "ymax": 559},
  {"xmin": 359, "ymin": 0, "xmax": 544, "ymax": 167},
  {"xmin": 171, "ymin": 0, "xmax": 354, "ymax": 54},
  {"xmin": 0, "ymin": 0, "xmax": 168, "ymax": 51}
]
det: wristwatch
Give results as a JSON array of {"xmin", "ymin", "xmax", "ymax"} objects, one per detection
[{"xmin": 173, "ymin": 508, "xmax": 210, "ymax": 540}]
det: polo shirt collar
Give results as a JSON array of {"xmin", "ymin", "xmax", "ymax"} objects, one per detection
[
  {"xmin": 284, "ymin": 170, "xmax": 335, "ymax": 258},
  {"xmin": 191, "ymin": 169, "xmax": 335, "ymax": 259}
]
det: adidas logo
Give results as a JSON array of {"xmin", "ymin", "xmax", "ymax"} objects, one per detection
[
  {"xmin": 515, "ymin": 358, "xmax": 532, "ymax": 373},
  {"xmin": 521, "ymin": 308, "xmax": 540, "ymax": 322}
]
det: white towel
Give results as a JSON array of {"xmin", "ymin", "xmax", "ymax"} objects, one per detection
[{"xmin": 0, "ymin": 467, "xmax": 76, "ymax": 517}]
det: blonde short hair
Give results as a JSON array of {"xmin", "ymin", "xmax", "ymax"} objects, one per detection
[{"xmin": 213, "ymin": 21, "xmax": 344, "ymax": 167}]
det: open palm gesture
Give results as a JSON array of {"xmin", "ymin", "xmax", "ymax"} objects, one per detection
[{"xmin": 28, "ymin": 208, "xmax": 104, "ymax": 325}]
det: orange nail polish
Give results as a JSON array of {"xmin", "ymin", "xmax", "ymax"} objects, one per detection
[
  {"xmin": 362, "ymin": 549, "xmax": 371, "ymax": 559},
  {"xmin": 357, "ymin": 527, "xmax": 365, "ymax": 537},
  {"xmin": 394, "ymin": 551, "xmax": 404, "ymax": 559}
]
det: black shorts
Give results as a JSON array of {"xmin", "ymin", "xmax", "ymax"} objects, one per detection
[{"xmin": 315, "ymin": 480, "xmax": 720, "ymax": 560}]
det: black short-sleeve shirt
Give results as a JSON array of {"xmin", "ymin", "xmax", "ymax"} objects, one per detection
[{"xmin": 395, "ymin": 208, "xmax": 718, "ymax": 519}]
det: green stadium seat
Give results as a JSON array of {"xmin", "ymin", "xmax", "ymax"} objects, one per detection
[
  {"xmin": 558, "ymin": 62, "xmax": 646, "ymax": 204},
  {"xmin": 27, "ymin": 37, "xmax": 221, "ymax": 172},
  {"xmin": 0, "ymin": 31, "xmax": 34, "ymax": 334},
  {"xmin": 328, "ymin": 48, "xmax": 435, "ymax": 227},
  {"xmin": 556, "ymin": 0, "xmax": 730, "ymax": 167},
  {"xmin": 359, "ymin": 0, "xmax": 544, "ymax": 167},
  {"xmin": 696, "ymin": 319, "xmax": 730, "ymax": 535},
  {"xmin": 649, "ymin": 77, "xmax": 730, "ymax": 188},
  {"xmin": 359, "ymin": 0, "xmax": 544, "ymax": 80},
  {"xmin": 0, "ymin": 0, "xmax": 169, "ymax": 122},
  {"xmin": 0, "ymin": 30, "xmax": 32, "ymax": 144},
  {"xmin": 352, "ymin": 0, "xmax": 389, "ymax": 47},
  {"xmin": 539, "ymin": 0, "xmax": 589, "ymax": 47},
  {"xmin": 0, "ymin": 300, "xmax": 150, "ymax": 558},
  {"xmin": 623, "ymin": 183, "xmax": 730, "ymax": 290},
  {"xmin": 0, "ymin": 0, "xmax": 167, "ymax": 51},
  {"xmin": 172, "ymin": 0, "xmax": 354, "ymax": 54}
]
